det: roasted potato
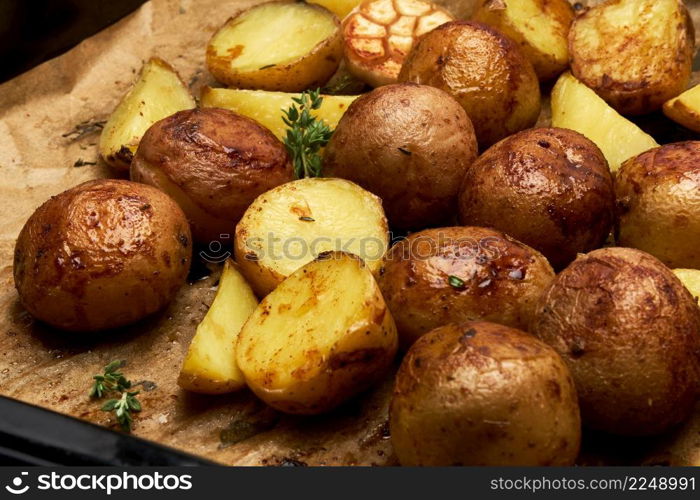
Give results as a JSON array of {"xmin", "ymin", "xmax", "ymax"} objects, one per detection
[
  {"xmin": 377, "ymin": 226, "xmax": 555, "ymax": 348},
  {"xmin": 235, "ymin": 178, "xmax": 388, "ymax": 297},
  {"xmin": 551, "ymin": 72, "xmax": 658, "ymax": 171},
  {"xmin": 131, "ymin": 108, "xmax": 294, "ymax": 243},
  {"xmin": 342, "ymin": 0, "xmax": 453, "ymax": 87},
  {"xmin": 458, "ymin": 127, "xmax": 614, "ymax": 269},
  {"xmin": 13, "ymin": 180, "xmax": 192, "ymax": 332},
  {"xmin": 530, "ymin": 247, "xmax": 700, "ymax": 436},
  {"xmin": 390, "ymin": 321, "xmax": 581, "ymax": 466},
  {"xmin": 324, "ymin": 83, "xmax": 478, "ymax": 229},
  {"xmin": 674, "ymin": 269, "xmax": 700, "ymax": 305},
  {"xmin": 398, "ymin": 21, "xmax": 540, "ymax": 147},
  {"xmin": 473, "ymin": 0, "xmax": 574, "ymax": 81},
  {"xmin": 200, "ymin": 86, "xmax": 358, "ymax": 142},
  {"xmin": 663, "ymin": 84, "xmax": 700, "ymax": 134},
  {"xmin": 309, "ymin": 0, "xmax": 363, "ymax": 19},
  {"xmin": 237, "ymin": 251, "xmax": 398, "ymax": 414},
  {"xmin": 569, "ymin": 0, "xmax": 694, "ymax": 115},
  {"xmin": 206, "ymin": 2, "xmax": 342, "ymax": 92},
  {"xmin": 99, "ymin": 58, "xmax": 195, "ymax": 172},
  {"xmin": 615, "ymin": 142, "xmax": 700, "ymax": 269},
  {"xmin": 178, "ymin": 260, "xmax": 258, "ymax": 394}
]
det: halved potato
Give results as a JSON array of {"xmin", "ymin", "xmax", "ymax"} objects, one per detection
[
  {"xmin": 342, "ymin": 0, "xmax": 454, "ymax": 87},
  {"xmin": 236, "ymin": 251, "xmax": 398, "ymax": 414},
  {"xmin": 235, "ymin": 178, "xmax": 389, "ymax": 296},
  {"xmin": 473, "ymin": 0, "xmax": 574, "ymax": 81},
  {"xmin": 551, "ymin": 72, "xmax": 658, "ymax": 171},
  {"xmin": 569, "ymin": 0, "xmax": 694, "ymax": 115},
  {"xmin": 200, "ymin": 87, "xmax": 357, "ymax": 141},
  {"xmin": 178, "ymin": 260, "xmax": 258, "ymax": 394},
  {"xmin": 663, "ymin": 84, "xmax": 700, "ymax": 133},
  {"xmin": 99, "ymin": 58, "xmax": 195, "ymax": 172},
  {"xmin": 673, "ymin": 269, "xmax": 700, "ymax": 304},
  {"xmin": 206, "ymin": 2, "xmax": 342, "ymax": 92},
  {"xmin": 309, "ymin": 0, "xmax": 363, "ymax": 19}
]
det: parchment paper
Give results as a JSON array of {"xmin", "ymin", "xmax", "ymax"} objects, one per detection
[{"xmin": 0, "ymin": 0, "xmax": 699, "ymax": 466}]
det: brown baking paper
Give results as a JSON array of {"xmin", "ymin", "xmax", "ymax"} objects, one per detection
[{"xmin": 0, "ymin": 0, "xmax": 699, "ymax": 466}]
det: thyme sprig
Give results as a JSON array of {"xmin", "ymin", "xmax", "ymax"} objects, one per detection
[{"xmin": 282, "ymin": 89, "xmax": 333, "ymax": 178}]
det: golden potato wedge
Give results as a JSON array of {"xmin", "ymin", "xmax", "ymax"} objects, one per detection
[
  {"xmin": 663, "ymin": 84, "xmax": 700, "ymax": 134},
  {"xmin": 569, "ymin": 0, "xmax": 694, "ymax": 115},
  {"xmin": 673, "ymin": 269, "xmax": 700, "ymax": 305},
  {"xmin": 473, "ymin": 0, "xmax": 574, "ymax": 81},
  {"xmin": 98, "ymin": 58, "xmax": 195, "ymax": 172},
  {"xmin": 309, "ymin": 0, "xmax": 363, "ymax": 18},
  {"xmin": 551, "ymin": 72, "xmax": 658, "ymax": 171},
  {"xmin": 342, "ymin": 0, "xmax": 454, "ymax": 87},
  {"xmin": 200, "ymin": 86, "xmax": 357, "ymax": 141},
  {"xmin": 237, "ymin": 251, "xmax": 398, "ymax": 414},
  {"xmin": 206, "ymin": 2, "xmax": 342, "ymax": 92},
  {"xmin": 235, "ymin": 178, "xmax": 389, "ymax": 296},
  {"xmin": 178, "ymin": 260, "xmax": 258, "ymax": 394}
]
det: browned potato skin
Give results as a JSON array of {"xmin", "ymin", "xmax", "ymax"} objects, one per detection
[
  {"xmin": 398, "ymin": 21, "xmax": 541, "ymax": 148},
  {"xmin": 378, "ymin": 226, "xmax": 555, "ymax": 348},
  {"xmin": 615, "ymin": 142, "xmax": 700, "ymax": 269},
  {"xmin": 13, "ymin": 180, "xmax": 192, "ymax": 332},
  {"xmin": 390, "ymin": 321, "xmax": 581, "ymax": 466},
  {"xmin": 530, "ymin": 247, "xmax": 700, "ymax": 436},
  {"xmin": 324, "ymin": 83, "xmax": 478, "ymax": 229},
  {"xmin": 131, "ymin": 108, "xmax": 293, "ymax": 243},
  {"xmin": 458, "ymin": 128, "xmax": 614, "ymax": 270},
  {"xmin": 569, "ymin": 0, "xmax": 695, "ymax": 116}
]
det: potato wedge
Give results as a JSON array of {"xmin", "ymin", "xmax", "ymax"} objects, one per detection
[
  {"xmin": 663, "ymin": 84, "xmax": 700, "ymax": 134},
  {"xmin": 342, "ymin": 0, "xmax": 454, "ymax": 87},
  {"xmin": 200, "ymin": 87, "xmax": 357, "ymax": 141},
  {"xmin": 98, "ymin": 58, "xmax": 195, "ymax": 172},
  {"xmin": 569, "ymin": 0, "xmax": 694, "ymax": 115},
  {"xmin": 309, "ymin": 0, "xmax": 363, "ymax": 19},
  {"xmin": 235, "ymin": 178, "xmax": 389, "ymax": 296},
  {"xmin": 473, "ymin": 0, "xmax": 574, "ymax": 81},
  {"xmin": 178, "ymin": 260, "xmax": 258, "ymax": 394},
  {"xmin": 206, "ymin": 2, "xmax": 342, "ymax": 92},
  {"xmin": 673, "ymin": 269, "xmax": 700, "ymax": 304},
  {"xmin": 236, "ymin": 252, "xmax": 398, "ymax": 414},
  {"xmin": 551, "ymin": 72, "xmax": 658, "ymax": 172}
]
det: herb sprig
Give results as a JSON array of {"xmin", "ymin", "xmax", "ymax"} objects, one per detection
[
  {"xmin": 89, "ymin": 360, "xmax": 141, "ymax": 432},
  {"xmin": 282, "ymin": 89, "xmax": 333, "ymax": 179}
]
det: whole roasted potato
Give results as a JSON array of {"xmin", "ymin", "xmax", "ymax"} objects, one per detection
[
  {"xmin": 398, "ymin": 21, "xmax": 541, "ymax": 148},
  {"xmin": 13, "ymin": 180, "xmax": 192, "ymax": 332},
  {"xmin": 615, "ymin": 142, "xmax": 700, "ymax": 269},
  {"xmin": 530, "ymin": 247, "xmax": 700, "ymax": 436},
  {"xmin": 324, "ymin": 83, "xmax": 478, "ymax": 229},
  {"xmin": 131, "ymin": 108, "xmax": 294, "ymax": 243},
  {"xmin": 390, "ymin": 321, "xmax": 581, "ymax": 466},
  {"xmin": 378, "ymin": 226, "xmax": 555, "ymax": 348},
  {"xmin": 206, "ymin": 2, "xmax": 342, "ymax": 92},
  {"xmin": 569, "ymin": 0, "xmax": 694, "ymax": 115},
  {"xmin": 458, "ymin": 128, "xmax": 614, "ymax": 269}
]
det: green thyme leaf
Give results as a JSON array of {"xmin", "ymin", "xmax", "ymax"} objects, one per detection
[
  {"xmin": 448, "ymin": 275, "xmax": 466, "ymax": 289},
  {"xmin": 282, "ymin": 89, "xmax": 334, "ymax": 178}
]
